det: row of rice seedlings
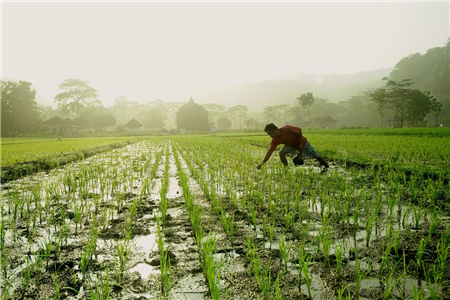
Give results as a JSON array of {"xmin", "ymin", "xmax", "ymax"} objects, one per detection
[
  {"xmin": 172, "ymin": 142, "xmax": 237, "ymax": 240},
  {"xmin": 172, "ymin": 143, "xmax": 222, "ymax": 300},
  {"xmin": 155, "ymin": 142, "xmax": 172, "ymax": 299},
  {"xmin": 155, "ymin": 216, "xmax": 172, "ymax": 299},
  {"xmin": 246, "ymin": 236, "xmax": 283, "ymax": 300},
  {"xmin": 172, "ymin": 136, "xmax": 449, "ymax": 298},
  {"xmin": 175, "ymin": 139, "xmax": 312, "ymax": 296},
  {"xmin": 173, "ymin": 139, "xmax": 296, "ymax": 298},
  {"xmin": 84, "ymin": 141, "xmax": 166, "ymax": 296},
  {"xmin": 0, "ymin": 141, "xmax": 164, "ymax": 298},
  {"xmin": 175, "ymin": 139, "xmax": 306, "ymax": 297}
]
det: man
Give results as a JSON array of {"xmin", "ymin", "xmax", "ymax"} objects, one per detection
[{"xmin": 257, "ymin": 123, "xmax": 329, "ymax": 169}]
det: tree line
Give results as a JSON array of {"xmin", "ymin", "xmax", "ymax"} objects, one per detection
[{"xmin": 1, "ymin": 40, "xmax": 448, "ymax": 136}]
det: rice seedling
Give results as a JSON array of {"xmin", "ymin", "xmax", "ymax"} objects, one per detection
[
  {"xmin": 416, "ymin": 236, "xmax": 429, "ymax": 276},
  {"xmin": 248, "ymin": 202, "xmax": 257, "ymax": 232},
  {"xmin": 278, "ymin": 235, "xmax": 292, "ymax": 272},
  {"xmin": 200, "ymin": 234, "xmax": 221, "ymax": 300},
  {"xmin": 97, "ymin": 266, "xmax": 111, "ymax": 300},
  {"xmin": 268, "ymin": 218, "xmax": 276, "ymax": 250},
  {"xmin": 335, "ymin": 241, "xmax": 344, "ymax": 279},
  {"xmin": 436, "ymin": 233, "xmax": 449, "ymax": 282},
  {"xmin": 42, "ymin": 238, "xmax": 54, "ymax": 268},
  {"xmin": 1, "ymin": 280, "xmax": 11, "ymax": 300},
  {"xmin": 428, "ymin": 208, "xmax": 441, "ymax": 236},
  {"xmin": 81, "ymin": 234, "xmax": 98, "ymax": 279},
  {"xmin": 300, "ymin": 252, "xmax": 313, "ymax": 299},
  {"xmin": 160, "ymin": 248, "xmax": 172, "ymax": 299},
  {"xmin": 411, "ymin": 200, "xmax": 426, "ymax": 229},
  {"xmin": 318, "ymin": 213, "xmax": 333, "ymax": 267},
  {"xmin": 354, "ymin": 254, "xmax": 369, "ymax": 300},
  {"xmin": 379, "ymin": 238, "xmax": 393, "ymax": 281},
  {"xmin": 424, "ymin": 265, "xmax": 441, "ymax": 299},
  {"xmin": 273, "ymin": 274, "xmax": 282, "ymax": 300},
  {"xmin": 114, "ymin": 238, "xmax": 131, "ymax": 283},
  {"xmin": 364, "ymin": 211, "xmax": 374, "ymax": 248},
  {"xmin": 250, "ymin": 250, "xmax": 272, "ymax": 299},
  {"xmin": 262, "ymin": 214, "xmax": 268, "ymax": 238},
  {"xmin": 20, "ymin": 256, "xmax": 34, "ymax": 299},
  {"xmin": 284, "ymin": 210, "xmax": 296, "ymax": 233},
  {"xmin": 393, "ymin": 230, "xmax": 401, "ymax": 257},
  {"xmin": 220, "ymin": 210, "xmax": 235, "ymax": 241},
  {"xmin": 53, "ymin": 273, "xmax": 60, "ymax": 300},
  {"xmin": 34, "ymin": 249, "xmax": 44, "ymax": 286},
  {"xmin": 382, "ymin": 259, "xmax": 402, "ymax": 300},
  {"xmin": 155, "ymin": 214, "xmax": 172, "ymax": 299}
]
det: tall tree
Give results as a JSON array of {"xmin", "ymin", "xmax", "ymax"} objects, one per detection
[
  {"xmin": 263, "ymin": 105, "xmax": 281, "ymax": 124},
  {"xmin": 370, "ymin": 78, "xmax": 442, "ymax": 127},
  {"xmin": 274, "ymin": 104, "xmax": 291, "ymax": 125},
  {"xmin": 405, "ymin": 90, "xmax": 442, "ymax": 127},
  {"xmin": 54, "ymin": 78, "xmax": 100, "ymax": 118},
  {"xmin": 112, "ymin": 96, "xmax": 131, "ymax": 125},
  {"xmin": 139, "ymin": 100, "xmax": 168, "ymax": 130},
  {"xmin": 1, "ymin": 80, "xmax": 41, "ymax": 136},
  {"xmin": 204, "ymin": 103, "xmax": 227, "ymax": 128},
  {"xmin": 228, "ymin": 105, "xmax": 249, "ymax": 130},
  {"xmin": 244, "ymin": 118, "xmax": 261, "ymax": 129},
  {"xmin": 166, "ymin": 102, "xmax": 185, "ymax": 130},
  {"xmin": 217, "ymin": 117, "xmax": 232, "ymax": 130},
  {"xmin": 297, "ymin": 92, "xmax": 315, "ymax": 127}
]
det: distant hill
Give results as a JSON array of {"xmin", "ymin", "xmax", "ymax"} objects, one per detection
[{"xmin": 195, "ymin": 68, "xmax": 393, "ymax": 111}]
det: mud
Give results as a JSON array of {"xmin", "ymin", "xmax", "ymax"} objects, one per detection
[{"xmin": 1, "ymin": 140, "xmax": 449, "ymax": 300}]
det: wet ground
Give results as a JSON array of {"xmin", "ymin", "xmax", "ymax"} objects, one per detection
[{"xmin": 1, "ymin": 140, "xmax": 449, "ymax": 299}]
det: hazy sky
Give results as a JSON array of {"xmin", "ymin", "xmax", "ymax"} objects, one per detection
[{"xmin": 2, "ymin": 1, "xmax": 449, "ymax": 107}]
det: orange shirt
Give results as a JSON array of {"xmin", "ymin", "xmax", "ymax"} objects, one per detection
[{"xmin": 268, "ymin": 125, "xmax": 307, "ymax": 152}]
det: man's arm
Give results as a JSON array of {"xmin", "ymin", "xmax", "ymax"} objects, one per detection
[{"xmin": 257, "ymin": 150, "xmax": 274, "ymax": 169}]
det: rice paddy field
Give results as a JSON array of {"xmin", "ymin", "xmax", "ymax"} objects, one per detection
[{"xmin": 1, "ymin": 128, "xmax": 449, "ymax": 300}]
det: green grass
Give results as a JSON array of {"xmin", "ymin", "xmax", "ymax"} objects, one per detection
[
  {"xmin": 217, "ymin": 128, "xmax": 450, "ymax": 179},
  {"xmin": 1, "ymin": 136, "xmax": 144, "ymax": 167}
]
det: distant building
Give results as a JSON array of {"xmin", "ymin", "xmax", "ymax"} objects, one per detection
[
  {"xmin": 124, "ymin": 118, "xmax": 143, "ymax": 132},
  {"xmin": 43, "ymin": 116, "xmax": 78, "ymax": 135},
  {"xmin": 176, "ymin": 96, "xmax": 209, "ymax": 132}
]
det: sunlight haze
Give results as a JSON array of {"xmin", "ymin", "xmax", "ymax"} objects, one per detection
[{"xmin": 2, "ymin": 1, "xmax": 449, "ymax": 108}]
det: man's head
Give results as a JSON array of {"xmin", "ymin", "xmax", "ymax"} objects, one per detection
[{"xmin": 264, "ymin": 123, "xmax": 281, "ymax": 138}]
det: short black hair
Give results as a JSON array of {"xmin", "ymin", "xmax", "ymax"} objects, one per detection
[{"xmin": 264, "ymin": 123, "xmax": 278, "ymax": 132}]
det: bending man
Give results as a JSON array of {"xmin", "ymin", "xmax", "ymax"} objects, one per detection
[{"xmin": 257, "ymin": 123, "xmax": 329, "ymax": 169}]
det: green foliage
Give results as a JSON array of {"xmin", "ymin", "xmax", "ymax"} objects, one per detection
[
  {"xmin": 217, "ymin": 117, "xmax": 232, "ymax": 130},
  {"xmin": 370, "ymin": 78, "xmax": 442, "ymax": 127},
  {"xmin": 1, "ymin": 80, "xmax": 42, "ymax": 136},
  {"xmin": 54, "ymin": 78, "xmax": 100, "ymax": 118},
  {"xmin": 390, "ymin": 40, "xmax": 449, "ymax": 125},
  {"xmin": 228, "ymin": 105, "xmax": 249, "ymax": 130},
  {"xmin": 92, "ymin": 114, "xmax": 117, "ymax": 131},
  {"xmin": 297, "ymin": 92, "xmax": 315, "ymax": 126}
]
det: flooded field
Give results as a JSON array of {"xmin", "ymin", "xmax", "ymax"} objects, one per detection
[{"xmin": 1, "ymin": 135, "xmax": 449, "ymax": 299}]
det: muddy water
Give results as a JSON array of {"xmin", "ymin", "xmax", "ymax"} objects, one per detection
[
  {"xmin": 174, "ymin": 141, "xmax": 450, "ymax": 299},
  {"xmin": 2, "ymin": 140, "xmax": 449, "ymax": 300},
  {"xmin": 1, "ymin": 142, "xmax": 168, "ymax": 299}
]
